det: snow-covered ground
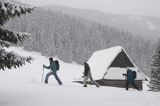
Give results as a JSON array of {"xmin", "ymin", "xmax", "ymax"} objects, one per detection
[{"xmin": 0, "ymin": 47, "xmax": 160, "ymax": 106}]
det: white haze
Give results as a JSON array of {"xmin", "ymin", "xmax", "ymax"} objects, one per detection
[{"xmin": 20, "ymin": 0, "xmax": 160, "ymax": 17}]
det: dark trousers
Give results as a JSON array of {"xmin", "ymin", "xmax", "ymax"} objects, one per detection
[
  {"xmin": 126, "ymin": 81, "xmax": 140, "ymax": 90},
  {"xmin": 45, "ymin": 72, "xmax": 62, "ymax": 85}
]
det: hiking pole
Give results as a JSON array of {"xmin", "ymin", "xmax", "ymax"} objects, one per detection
[{"xmin": 42, "ymin": 66, "xmax": 44, "ymax": 82}]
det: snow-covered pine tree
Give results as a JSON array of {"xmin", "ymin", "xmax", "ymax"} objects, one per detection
[
  {"xmin": 149, "ymin": 38, "xmax": 160, "ymax": 91},
  {"xmin": 0, "ymin": 0, "xmax": 33, "ymax": 70}
]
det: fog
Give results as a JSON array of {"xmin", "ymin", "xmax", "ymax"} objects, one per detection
[{"xmin": 20, "ymin": 0, "xmax": 160, "ymax": 17}]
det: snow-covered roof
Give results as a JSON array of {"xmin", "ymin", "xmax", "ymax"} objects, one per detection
[{"xmin": 87, "ymin": 46, "xmax": 147, "ymax": 80}]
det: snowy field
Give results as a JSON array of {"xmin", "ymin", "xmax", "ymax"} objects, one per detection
[{"xmin": 0, "ymin": 47, "xmax": 160, "ymax": 106}]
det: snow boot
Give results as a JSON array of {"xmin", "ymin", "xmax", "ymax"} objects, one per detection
[{"xmin": 83, "ymin": 85, "xmax": 87, "ymax": 87}]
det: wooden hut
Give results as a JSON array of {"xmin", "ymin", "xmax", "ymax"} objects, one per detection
[{"xmin": 87, "ymin": 46, "xmax": 147, "ymax": 90}]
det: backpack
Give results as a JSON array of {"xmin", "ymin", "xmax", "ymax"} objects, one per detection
[
  {"xmin": 54, "ymin": 60, "xmax": 60, "ymax": 70},
  {"xmin": 132, "ymin": 71, "xmax": 137, "ymax": 79}
]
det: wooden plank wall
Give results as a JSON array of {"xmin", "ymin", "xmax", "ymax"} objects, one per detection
[{"xmin": 96, "ymin": 79, "xmax": 143, "ymax": 90}]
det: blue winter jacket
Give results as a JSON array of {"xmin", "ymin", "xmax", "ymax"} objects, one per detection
[
  {"xmin": 44, "ymin": 61, "xmax": 57, "ymax": 72},
  {"xmin": 127, "ymin": 69, "xmax": 134, "ymax": 82}
]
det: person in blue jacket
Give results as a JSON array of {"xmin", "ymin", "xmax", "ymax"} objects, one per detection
[
  {"xmin": 125, "ymin": 68, "xmax": 140, "ymax": 90},
  {"xmin": 43, "ymin": 57, "xmax": 62, "ymax": 85}
]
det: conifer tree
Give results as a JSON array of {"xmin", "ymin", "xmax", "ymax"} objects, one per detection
[
  {"xmin": 0, "ymin": 0, "xmax": 33, "ymax": 70},
  {"xmin": 149, "ymin": 38, "xmax": 160, "ymax": 91}
]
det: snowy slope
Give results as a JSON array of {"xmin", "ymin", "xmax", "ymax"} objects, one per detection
[
  {"xmin": 0, "ymin": 47, "xmax": 160, "ymax": 106},
  {"xmin": 1, "ymin": 47, "xmax": 83, "ymax": 85}
]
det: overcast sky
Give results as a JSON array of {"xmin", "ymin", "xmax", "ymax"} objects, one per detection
[{"xmin": 21, "ymin": 0, "xmax": 160, "ymax": 17}]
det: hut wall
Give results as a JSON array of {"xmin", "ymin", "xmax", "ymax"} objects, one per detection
[{"xmin": 96, "ymin": 79, "xmax": 143, "ymax": 90}]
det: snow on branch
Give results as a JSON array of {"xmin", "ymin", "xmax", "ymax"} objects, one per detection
[
  {"xmin": 0, "ymin": 39, "xmax": 12, "ymax": 47},
  {"xmin": 0, "ymin": 0, "xmax": 34, "ymax": 25},
  {"xmin": 0, "ymin": 27, "xmax": 31, "ymax": 45},
  {"xmin": 0, "ymin": 0, "xmax": 33, "ymax": 70},
  {"xmin": 0, "ymin": 48, "xmax": 32, "ymax": 70}
]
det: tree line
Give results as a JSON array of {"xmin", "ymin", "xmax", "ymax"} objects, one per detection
[{"xmin": 5, "ymin": 8, "xmax": 155, "ymax": 75}]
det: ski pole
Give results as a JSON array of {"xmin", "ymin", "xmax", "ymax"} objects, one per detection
[{"xmin": 42, "ymin": 66, "xmax": 44, "ymax": 82}]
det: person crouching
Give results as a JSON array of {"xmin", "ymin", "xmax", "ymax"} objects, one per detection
[{"xmin": 83, "ymin": 62, "xmax": 100, "ymax": 88}]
